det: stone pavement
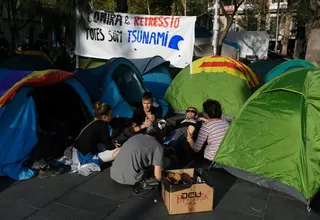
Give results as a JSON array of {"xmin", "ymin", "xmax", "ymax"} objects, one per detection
[{"xmin": 0, "ymin": 168, "xmax": 319, "ymax": 220}]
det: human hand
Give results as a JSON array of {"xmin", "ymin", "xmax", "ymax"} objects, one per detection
[
  {"xmin": 112, "ymin": 140, "xmax": 121, "ymax": 148},
  {"xmin": 187, "ymin": 125, "xmax": 195, "ymax": 138},
  {"xmin": 143, "ymin": 120, "xmax": 152, "ymax": 128},
  {"xmin": 198, "ymin": 117, "xmax": 209, "ymax": 122},
  {"xmin": 149, "ymin": 114, "xmax": 155, "ymax": 121}
]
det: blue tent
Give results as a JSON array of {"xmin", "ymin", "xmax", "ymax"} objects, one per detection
[
  {"xmin": 249, "ymin": 59, "xmax": 284, "ymax": 80},
  {"xmin": 263, "ymin": 59, "xmax": 315, "ymax": 83},
  {"xmin": 130, "ymin": 56, "xmax": 172, "ymax": 98},
  {"xmin": 0, "ymin": 69, "xmax": 93, "ymax": 180},
  {"xmin": 76, "ymin": 57, "xmax": 169, "ymax": 119}
]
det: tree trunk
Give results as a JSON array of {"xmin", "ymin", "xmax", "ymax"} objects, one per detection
[
  {"xmin": 6, "ymin": 0, "xmax": 16, "ymax": 52},
  {"xmin": 146, "ymin": 0, "xmax": 150, "ymax": 15},
  {"xmin": 11, "ymin": 3, "xmax": 17, "ymax": 50},
  {"xmin": 293, "ymin": 25, "xmax": 306, "ymax": 58},
  {"xmin": 280, "ymin": 13, "xmax": 292, "ymax": 56},
  {"xmin": 305, "ymin": 29, "xmax": 320, "ymax": 66},
  {"xmin": 281, "ymin": 41, "xmax": 288, "ymax": 55},
  {"xmin": 114, "ymin": 0, "xmax": 128, "ymax": 13},
  {"xmin": 217, "ymin": 0, "xmax": 245, "ymax": 55},
  {"xmin": 217, "ymin": 18, "xmax": 233, "ymax": 55}
]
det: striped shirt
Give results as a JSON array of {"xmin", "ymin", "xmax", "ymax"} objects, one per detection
[{"xmin": 193, "ymin": 119, "xmax": 230, "ymax": 161}]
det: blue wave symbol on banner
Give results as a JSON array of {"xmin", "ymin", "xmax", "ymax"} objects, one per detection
[{"xmin": 168, "ymin": 35, "xmax": 184, "ymax": 51}]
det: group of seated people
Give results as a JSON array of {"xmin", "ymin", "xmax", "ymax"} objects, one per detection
[{"xmin": 71, "ymin": 92, "xmax": 230, "ymax": 186}]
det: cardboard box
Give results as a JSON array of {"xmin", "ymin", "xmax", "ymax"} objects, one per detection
[{"xmin": 162, "ymin": 168, "xmax": 214, "ymax": 215}]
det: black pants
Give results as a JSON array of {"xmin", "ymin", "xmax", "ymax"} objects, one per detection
[{"xmin": 140, "ymin": 166, "xmax": 155, "ymax": 181}]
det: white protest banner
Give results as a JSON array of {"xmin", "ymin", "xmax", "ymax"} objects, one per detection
[{"xmin": 75, "ymin": 11, "xmax": 196, "ymax": 68}]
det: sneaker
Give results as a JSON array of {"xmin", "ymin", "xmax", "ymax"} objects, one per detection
[
  {"xmin": 132, "ymin": 178, "xmax": 158, "ymax": 196},
  {"xmin": 31, "ymin": 158, "xmax": 48, "ymax": 170}
]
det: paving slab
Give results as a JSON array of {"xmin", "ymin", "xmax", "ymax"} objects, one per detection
[
  {"xmin": 104, "ymin": 194, "xmax": 185, "ymax": 220},
  {"xmin": 206, "ymin": 168, "xmax": 237, "ymax": 206},
  {"xmin": 184, "ymin": 207, "xmax": 263, "ymax": 220},
  {"xmin": 77, "ymin": 169, "xmax": 133, "ymax": 201},
  {"xmin": 1, "ymin": 167, "xmax": 320, "ymax": 220},
  {"xmin": 228, "ymin": 179, "xmax": 270, "ymax": 200},
  {"xmin": 264, "ymin": 195, "xmax": 309, "ymax": 220},
  {"xmin": 0, "ymin": 199, "xmax": 37, "ymax": 220},
  {"xmin": 0, "ymin": 174, "xmax": 84, "ymax": 208},
  {"xmin": 0, "ymin": 176, "xmax": 20, "ymax": 193},
  {"xmin": 269, "ymin": 189, "xmax": 296, "ymax": 200},
  {"xmin": 57, "ymin": 189, "xmax": 122, "ymax": 218},
  {"xmin": 217, "ymin": 191, "xmax": 268, "ymax": 217},
  {"xmin": 25, "ymin": 202, "xmax": 102, "ymax": 220}
]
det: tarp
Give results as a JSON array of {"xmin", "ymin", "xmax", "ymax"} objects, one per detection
[
  {"xmin": 164, "ymin": 56, "xmax": 260, "ymax": 116},
  {"xmin": 224, "ymin": 31, "xmax": 269, "ymax": 59},
  {"xmin": 263, "ymin": 59, "xmax": 315, "ymax": 83},
  {"xmin": 214, "ymin": 67, "xmax": 320, "ymax": 203},
  {"xmin": 75, "ymin": 11, "xmax": 196, "ymax": 68},
  {"xmin": 0, "ymin": 69, "xmax": 92, "ymax": 180},
  {"xmin": 0, "ymin": 54, "xmax": 55, "ymax": 71},
  {"xmin": 194, "ymin": 27, "xmax": 240, "ymax": 60}
]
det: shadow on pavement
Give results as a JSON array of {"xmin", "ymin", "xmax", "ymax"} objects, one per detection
[
  {"xmin": 0, "ymin": 176, "xmax": 18, "ymax": 193},
  {"xmin": 311, "ymin": 190, "xmax": 320, "ymax": 214},
  {"xmin": 202, "ymin": 168, "xmax": 237, "ymax": 207}
]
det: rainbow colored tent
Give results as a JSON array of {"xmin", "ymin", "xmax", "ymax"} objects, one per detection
[
  {"xmin": 164, "ymin": 56, "xmax": 260, "ymax": 116},
  {"xmin": 0, "ymin": 68, "xmax": 93, "ymax": 180}
]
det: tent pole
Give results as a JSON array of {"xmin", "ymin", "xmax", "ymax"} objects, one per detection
[
  {"xmin": 75, "ymin": 0, "xmax": 80, "ymax": 69},
  {"xmin": 274, "ymin": 0, "xmax": 280, "ymax": 53},
  {"xmin": 76, "ymin": 55, "xmax": 79, "ymax": 69},
  {"xmin": 212, "ymin": 0, "xmax": 220, "ymax": 55}
]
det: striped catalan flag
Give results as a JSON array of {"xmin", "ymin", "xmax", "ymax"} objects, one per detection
[
  {"xmin": 191, "ymin": 56, "xmax": 261, "ymax": 88},
  {"xmin": 0, "ymin": 69, "xmax": 74, "ymax": 106}
]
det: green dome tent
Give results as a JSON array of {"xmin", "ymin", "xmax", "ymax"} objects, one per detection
[
  {"xmin": 214, "ymin": 67, "xmax": 320, "ymax": 204},
  {"xmin": 164, "ymin": 56, "xmax": 261, "ymax": 116}
]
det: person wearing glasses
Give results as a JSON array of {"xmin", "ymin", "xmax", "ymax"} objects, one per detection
[
  {"xmin": 186, "ymin": 99, "xmax": 230, "ymax": 163},
  {"xmin": 169, "ymin": 107, "xmax": 208, "ymax": 142},
  {"xmin": 163, "ymin": 107, "xmax": 205, "ymax": 167}
]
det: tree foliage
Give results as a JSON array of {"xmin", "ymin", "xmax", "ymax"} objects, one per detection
[{"xmin": 294, "ymin": 0, "xmax": 320, "ymax": 39}]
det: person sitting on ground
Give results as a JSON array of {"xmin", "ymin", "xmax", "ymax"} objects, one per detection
[
  {"xmin": 186, "ymin": 99, "xmax": 230, "ymax": 163},
  {"xmin": 110, "ymin": 119, "xmax": 169, "ymax": 185},
  {"xmin": 73, "ymin": 102, "xmax": 120, "ymax": 166},
  {"xmin": 125, "ymin": 92, "xmax": 162, "ymax": 137},
  {"xmin": 169, "ymin": 107, "xmax": 208, "ymax": 143}
]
